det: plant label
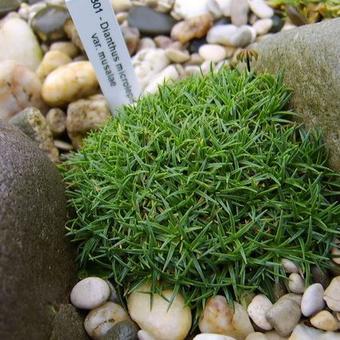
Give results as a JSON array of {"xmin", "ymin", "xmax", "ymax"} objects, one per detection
[{"xmin": 65, "ymin": 0, "xmax": 140, "ymax": 114}]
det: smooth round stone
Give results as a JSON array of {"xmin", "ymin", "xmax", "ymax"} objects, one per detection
[
  {"xmin": 290, "ymin": 323, "xmax": 339, "ymax": 340},
  {"xmin": 165, "ymin": 47, "xmax": 190, "ymax": 63},
  {"xmin": 253, "ymin": 18, "xmax": 272, "ymax": 35},
  {"xmin": 128, "ymin": 6, "xmax": 176, "ymax": 36},
  {"xmin": 127, "ymin": 283, "xmax": 192, "ymax": 340},
  {"xmin": 207, "ymin": 24, "xmax": 238, "ymax": 45},
  {"xmin": 0, "ymin": 16, "xmax": 42, "ymax": 70},
  {"xmin": 121, "ymin": 26, "xmax": 140, "ymax": 55},
  {"xmin": 266, "ymin": 298, "xmax": 301, "ymax": 337},
  {"xmin": 331, "ymin": 246, "xmax": 340, "ymax": 265},
  {"xmin": 248, "ymin": 0, "xmax": 273, "ymax": 19},
  {"xmin": 70, "ymin": 277, "xmax": 110, "ymax": 310},
  {"xmin": 199, "ymin": 44, "xmax": 227, "ymax": 62},
  {"xmin": 212, "ymin": 0, "xmax": 232, "ymax": 17},
  {"xmin": 324, "ymin": 276, "xmax": 340, "ymax": 312},
  {"xmin": 245, "ymin": 333, "xmax": 267, "ymax": 340},
  {"xmin": 301, "ymin": 283, "xmax": 325, "ymax": 317},
  {"xmin": 281, "ymin": 259, "xmax": 299, "ymax": 274},
  {"xmin": 247, "ymin": 294, "xmax": 273, "ymax": 331},
  {"xmin": 138, "ymin": 37, "xmax": 156, "ymax": 51},
  {"xmin": 194, "ymin": 335, "xmax": 236, "ymax": 340},
  {"xmin": 171, "ymin": 0, "xmax": 210, "ymax": 20},
  {"xmin": 230, "ymin": 0, "xmax": 248, "ymax": 26},
  {"xmin": 231, "ymin": 26, "xmax": 253, "ymax": 47},
  {"xmin": 46, "ymin": 108, "xmax": 66, "ymax": 136},
  {"xmin": 50, "ymin": 41, "xmax": 79, "ymax": 58},
  {"xmin": 31, "ymin": 5, "xmax": 69, "ymax": 41},
  {"xmin": 310, "ymin": 310, "xmax": 339, "ymax": 331},
  {"xmin": 188, "ymin": 38, "xmax": 207, "ymax": 54},
  {"xmin": 0, "ymin": 0, "xmax": 20, "ymax": 18},
  {"xmin": 270, "ymin": 15, "xmax": 284, "ymax": 33},
  {"xmin": 288, "ymin": 273, "xmax": 305, "ymax": 294},
  {"xmin": 99, "ymin": 319, "xmax": 139, "ymax": 340},
  {"xmin": 36, "ymin": 50, "xmax": 71, "ymax": 80},
  {"xmin": 84, "ymin": 302, "xmax": 130, "ymax": 338}
]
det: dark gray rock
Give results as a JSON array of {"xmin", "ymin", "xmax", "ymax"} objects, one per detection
[
  {"xmin": 253, "ymin": 18, "xmax": 340, "ymax": 170},
  {"xmin": 50, "ymin": 304, "xmax": 89, "ymax": 340},
  {"xmin": 0, "ymin": 0, "xmax": 20, "ymax": 18},
  {"xmin": 0, "ymin": 122, "xmax": 77, "ymax": 340},
  {"xmin": 270, "ymin": 15, "xmax": 284, "ymax": 33},
  {"xmin": 128, "ymin": 6, "xmax": 176, "ymax": 36},
  {"xmin": 31, "ymin": 5, "xmax": 69, "ymax": 41},
  {"xmin": 99, "ymin": 320, "xmax": 139, "ymax": 340}
]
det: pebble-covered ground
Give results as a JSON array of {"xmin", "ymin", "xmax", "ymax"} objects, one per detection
[{"xmin": 1, "ymin": 1, "xmax": 340, "ymax": 339}]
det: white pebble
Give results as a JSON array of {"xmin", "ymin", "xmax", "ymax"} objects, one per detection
[
  {"xmin": 230, "ymin": 0, "xmax": 249, "ymax": 26},
  {"xmin": 165, "ymin": 47, "xmax": 190, "ymax": 63},
  {"xmin": 288, "ymin": 273, "xmax": 305, "ymax": 294},
  {"xmin": 171, "ymin": 0, "xmax": 210, "ymax": 20},
  {"xmin": 248, "ymin": 0, "xmax": 274, "ymax": 19},
  {"xmin": 70, "ymin": 277, "xmax": 110, "ymax": 310},
  {"xmin": 253, "ymin": 18, "xmax": 273, "ymax": 35},
  {"xmin": 207, "ymin": 24, "xmax": 238, "ymax": 45},
  {"xmin": 281, "ymin": 259, "xmax": 299, "ymax": 274},
  {"xmin": 245, "ymin": 333, "xmax": 267, "ymax": 340},
  {"xmin": 199, "ymin": 44, "xmax": 227, "ymax": 62},
  {"xmin": 324, "ymin": 276, "xmax": 340, "ymax": 312},
  {"xmin": 84, "ymin": 301, "xmax": 130, "ymax": 338},
  {"xmin": 194, "ymin": 335, "xmax": 236, "ymax": 340},
  {"xmin": 301, "ymin": 283, "xmax": 325, "ymax": 317},
  {"xmin": 247, "ymin": 294, "xmax": 273, "ymax": 330},
  {"xmin": 144, "ymin": 65, "xmax": 180, "ymax": 94}
]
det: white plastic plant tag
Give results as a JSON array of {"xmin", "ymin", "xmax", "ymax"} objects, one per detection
[{"xmin": 65, "ymin": 0, "xmax": 140, "ymax": 114}]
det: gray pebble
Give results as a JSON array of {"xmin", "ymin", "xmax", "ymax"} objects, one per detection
[{"xmin": 99, "ymin": 320, "xmax": 139, "ymax": 340}]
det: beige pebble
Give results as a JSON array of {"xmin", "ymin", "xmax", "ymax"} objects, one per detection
[
  {"xmin": 64, "ymin": 19, "xmax": 84, "ymax": 51},
  {"xmin": 42, "ymin": 61, "xmax": 99, "ymax": 107},
  {"xmin": 54, "ymin": 140, "xmax": 73, "ymax": 151},
  {"xmin": 37, "ymin": 50, "xmax": 71, "ymax": 80},
  {"xmin": 331, "ymin": 245, "xmax": 340, "ymax": 265},
  {"xmin": 165, "ymin": 47, "xmax": 190, "ymax": 63},
  {"xmin": 324, "ymin": 276, "xmax": 340, "ymax": 312},
  {"xmin": 199, "ymin": 44, "xmax": 227, "ymax": 62},
  {"xmin": 288, "ymin": 273, "xmax": 305, "ymax": 294},
  {"xmin": 247, "ymin": 294, "xmax": 273, "ymax": 330},
  {"xmin": 50, "ymin": 41, "xmax": 79, "ymax": 58},
  {"xmin": 310, "ymin": 310, "xmax": 339, "ymax": 331},
  {"xmin": 46, "ymin": 108, "xmax": 66, "ymax": 136},
  {"xmin": 245, "ymin": 332, "xmax": 267, "ymax": 340}
]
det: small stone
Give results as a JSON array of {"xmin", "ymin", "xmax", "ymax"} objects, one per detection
[
  {"xmin": 331, "ymin": 245, "xmax": 340, "ymax": 265},
  {"xmin": 248, "ymin": 0, "xmax": 274, "ymax": 19},
  {"xmin": 99, "ymin": 319, "xmax": 139, "ymax": 340},
  {"xmin": 194, "ymin": 335, "xmax": 236, "ymax": 340},
  {"xmin": 199, "ymin": 296, "xmax": 254, "ymax": 338},
  {"xmin": 207, "ymin": 24, "xmax": 238, "ymax": 45},
  {"xmin": 54, "ymin": 140, "xmax": 73, "ymax": 152},
  {"xmin": 46, "ymin": 108, "xmax": 66, "ymax": 136},
  {"xmin": 0, "ymin": 0, "xmax": 20, "ymax": 18},
  {"xmin": 310, "ymin": 310, "xmax": 339, "ymax": 331},
  {"xmin": 230, "ymin": 0, "xmax": 248, "ymax": 26},
  {"xmin": 199, "ymin": 44, "xmax": 227, "ymax": 62},
  {"xmin": 253, "ymin": 18, "xmax": 272, "ymax": 35},
  {"xmin": 64, "ymin": 19, "xmax": 84, "ymax": 51},
  {"xmin": 266, "ymin": 298, "xmax": 301, "ymax": 337},
  {"xmin": 66, "ymin": 95, "xmax": 111, "ymax": 149},
  {"xmin": 231, "ymin": 26, "xmax": 253, "ymax": 47},
  {"xmin": 269, "ymin": 15, "xmax": 284, "ymax": 33},
  {"xmin": 138, "ymin": 37, "xmax": 156, "ymax": 51},
  {"xmin": 184, "ymin": 65, "xmax": 202, "ymax": 76},
  {"xmin": 128, "ymin": 6, "xmax": 176, "ymax": 36},
  {"xmin": 0, "ymin": 16, "xmax": 42, "ymax": 70},
  {"xmin": 50, "ymin": 41, "xmax": 79, "ymax": 58},
  {"xmin": 36, "ymin": 50, "xmax": 71, "ymax": 80},
  {"xmin": 84, "ymin": 302, "xmax": 130, "ymax": 338},
  {"xmin": 281, "ymin": 259, "xmax": 299, "ymax": 274},
  {"xmin": 127, "ymin": 283, "xmax": 192, "ymax": 340},
  {"xmin": 324, "ymin": 276, "xmax": 340, "ymax": 312},
  {"xmin": 137, "ymin": 330, "xmax": 156, "ymax": 340},
  {"xmin": 31, "ymin": 5, "xmax": 69, "ymax": 41},
  {"xmin": 288, "ymin": 273, "xmax": 305, "ymax": 294},
  {"xmin": 247, "ymin": 294, "xmax": 273, "ymax": 331},
  {"xmin": 111, "ymin": 0, "xmax": 132, "ymax": 12},
  {"xmin": 154, "ymin": 35, "xmax": 174, "ymax": 49},
  {"xmin": 245, "ymin": 333, "xmax": 267, "ymax": 340},
  {"xmin": 121, "ymin": 26, "xmax": 140, "ymax": 55},
  {"xmin": 301, "ymin": 283, "xmax": 325, "ymax": 317},
  {"xmin": 165, "ymin": 47, "xmax": 190, "ymax": 63},
  {"xmin": 186, "ymin": 52, "xmax": 204, "ymax": 65},
  {"xmin": 154, "ymin": 0, "xmax": 175, "ymax": 13},
  {"xmin": 70, "ymin": 277, "xmax": 110, "ymax": 310},
  {"xmin": 0, "ymin": 61, "xmax": 45, "ymax": 120},
  {"xmin": 290, "ymin": 323, "xmax": 339, "ymax": 340},
  {"xmin": 42, "ymin": 61, "xmax": 99, "ymax": 107},
  {"xmin": 144, "ymin": 64, "xmax": 180, "ymax": 94},
  {"xmin": 171, "ymin": 0, "xmax": 210, "ymax": 20},
  {"xmin": 278, "ymin": 293, "xmax": 302, "ymax": 306},
  {"xmin": 209, "ymin": 0, "xmax": 232, "ymax": 17},
  {"xmin": 171, "ymin": 14, "xmax": 213, "ymax": 44},
  {"xmin": 132, "ymin": 48, "xmax": 170, "ymax": 90},
  {"xmin": 9, "ymin": 107, "xmax": 59, "ymax": 163},
  {"xmin": 188, "ymin": 38, "xmax": 207, "ymax": 53}
]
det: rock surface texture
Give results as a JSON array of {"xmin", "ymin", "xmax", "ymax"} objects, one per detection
[
  {"xmin": 253, "ymin": 18, "xmax": 340, "ymax": 170},
  {"xmin": 0, "ymin": 122, "xmax": 76, "ymax": 340}
]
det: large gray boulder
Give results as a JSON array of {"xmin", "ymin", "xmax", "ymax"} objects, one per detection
[
  {"xmin": 0, "ymin": 122, "xmax": 77, "ymax": 339},
  {"xmin": 253, "ymin": 18, "xmax": 340, "ymax": 170}
]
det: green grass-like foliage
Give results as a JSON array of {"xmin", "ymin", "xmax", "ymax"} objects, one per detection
[{"xmin": 63, "ymin": 69, "xmax": 340, "ymax": 312}]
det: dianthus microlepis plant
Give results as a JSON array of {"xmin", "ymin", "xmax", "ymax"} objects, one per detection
[{"xmin": 62, "ymin": 68, "xmax": 340, "ymax": 323}]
